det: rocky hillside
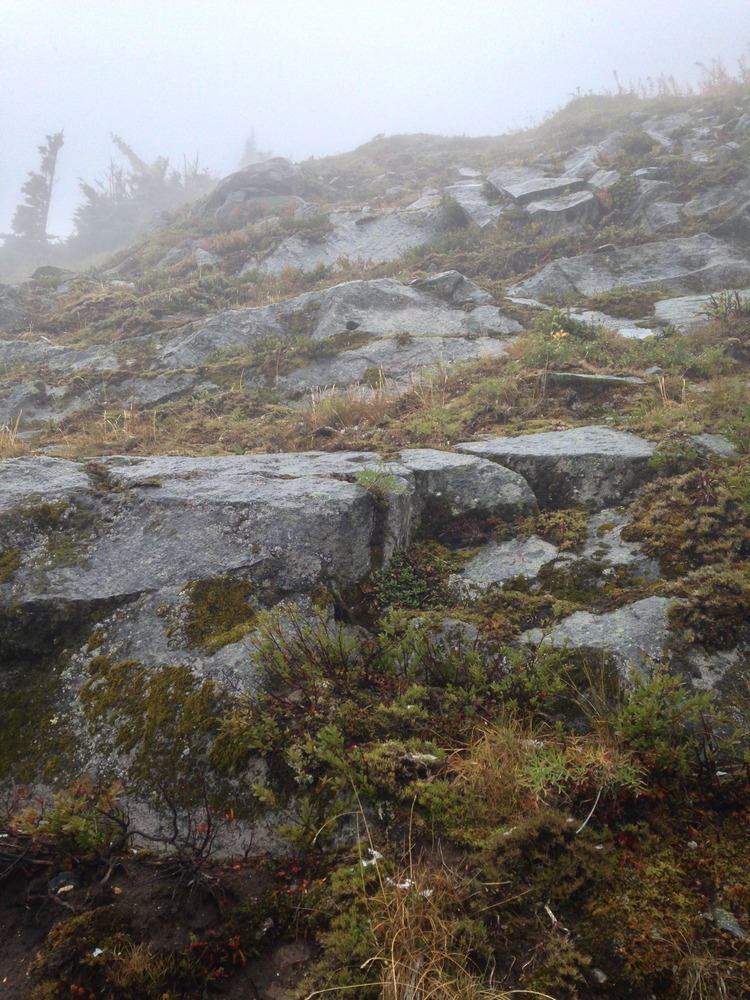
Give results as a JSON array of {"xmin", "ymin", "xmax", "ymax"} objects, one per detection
[{"xmin": 1, "ymin": 86, "xmax": 750, "ymax": 1000}]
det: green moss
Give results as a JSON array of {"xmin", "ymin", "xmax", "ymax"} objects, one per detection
[
  {"xmin": 623, "ymin": 460, "xmax": 750, "ymax": 576},
  {"xmin": 82, "ymin": 459, "xmax": 121, "ymax": 492},
  {"xmin": 80, "ymin": 658, "xmax": 230, "ymax": 805},
  {"xmin": 363, "ymin": 364, "xmax": 386, "ymax": 390},
  {"xmin": 311, "ymin": 586, "xmax": 335, "ymax": 611},
  {"xmin": 0, "ymin": 666, "xmax": 79, "ymax": 784},
  {"xmin": 648, "ymin": 429, "xmax": 701, "ymax": 475},
  {"xmin": 375, "ymin": 542, "xmax": 457, "ymax": 610},
  {"xmin": 27, "ymin": 904, "xmax": 185, "ymax": 1000},
  {"xmin": 161, "ymin": 575, "xmax": 257, "ymax": 651},
  {"xmin": 85, "ymin": 628, "xmax": 106, "ymax": 652},
  {"xmin": 2, "ymin": 498, "xmax": 100, "ymax": 591},
  {"xmin": 0, "ymin": 547, "xmax": 21, "ymax": 581},
  {"xmin": 584, "ymin": 284, "xmax": 668, "ymax": 319},
  {"xmin": 526, "ymin": 508, "xmax": 589, "ymax": 551},
  {"xmin": 22, "ymin": 498, "xmax": 69, "ymax": 531},
  {"xmin": 468, "ymin": 586, "xmax": 569, "ymax": 639},
  {"xmin": 671, "ymin": 564, "xmax": 750, "ymax": 649},
  {"xmin": 278, "ymin": 301, "xmax": 321, "ymax": 338},
  {"xmin": 300, "ymin": 328, "xmax": 375, "ymax": 356}
]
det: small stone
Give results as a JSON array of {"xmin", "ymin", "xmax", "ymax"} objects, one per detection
[{"xmin": 713, "ymin": 906, "xmax": 747, "ymax": 939}]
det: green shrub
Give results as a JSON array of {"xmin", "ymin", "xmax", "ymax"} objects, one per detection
[
  {"xmin": 375, "ymin": 544, "xmax": 455, "ymax": 610},
  {"xmin": 537, "ymin": 307, "xmax": 602, "ymax": 341},
  {"xmin": 610, "ymin": 663, "xmax": 715, "ymax": 780},
  {"xmin": 10, "ymin": 779, "xmax": 126, "ymax": 855}
]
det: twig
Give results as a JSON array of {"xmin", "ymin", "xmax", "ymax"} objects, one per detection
[{"xmin": 575, "ymin": 786, "xmax": 603, "ymax": 834}]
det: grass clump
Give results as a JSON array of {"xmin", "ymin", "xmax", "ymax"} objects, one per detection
[
  {"xmin": 584, "ymin": 284, "xmax": 668, "ymax": 318},
  {"xmin": 306, "ymin": 834, "xmax": 509, "ymax": 1000}
]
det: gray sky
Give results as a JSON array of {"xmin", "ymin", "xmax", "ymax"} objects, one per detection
[{"xmin": 3, "ymin": 0, "xmax": 749, "ymax": 237}]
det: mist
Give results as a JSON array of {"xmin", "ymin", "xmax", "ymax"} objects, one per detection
[{"xmin": 3, "ymin": 0, "xmax": 749, "ymax": 240}]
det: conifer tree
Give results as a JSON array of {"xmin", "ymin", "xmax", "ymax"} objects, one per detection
[
  {"xmin": 70, "ymin": 135, "xmax": 213, "ymax": 255},
  {"xmin": 10, "ymin": 131, "xmax": 65, "ymax": 244}
]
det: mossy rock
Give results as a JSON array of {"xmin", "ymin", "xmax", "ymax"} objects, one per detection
[
  {"xmin": 0, "ymin": 547, "xmax": 22, "ymax": 582},
  {"xmin": 161, "ymin": 575, "xmax": 257, "ymax": 652}
]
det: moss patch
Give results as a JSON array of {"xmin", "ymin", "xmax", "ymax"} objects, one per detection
[
  {"xmin": 0, "ymin": 666, "xmax": 78, "ymax": 784},
  {"xmin": 584, "ymin": 284, "xmax": 668, "ymax": 319},
  {"xmin": 623, "ymin": 460, "xmax": 750, "ymax": 577},
  {"xmin": 80, "ymin": 658, "xmax": 235, "ymax": 807},
  {"xmin": 0, "ymin": 547, "xmax": 21, "ymax": 582},
  {"xmin": 161, "ymin": 575, "xmax": 257, "ymax": 652}
]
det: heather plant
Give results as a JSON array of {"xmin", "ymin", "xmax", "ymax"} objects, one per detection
[{"xmin": 9, "ymin": 778, "xmax": 127, "ymax": 856}]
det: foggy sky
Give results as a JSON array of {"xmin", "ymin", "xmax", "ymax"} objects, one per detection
[{"xmin": 3, "ymin": 0, "xmax": 749, "ymax": 238}]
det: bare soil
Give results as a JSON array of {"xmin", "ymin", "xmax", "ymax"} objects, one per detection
[{"xmin": 0, "ymin": 842, "xmax": 320, "ymax": 1000}]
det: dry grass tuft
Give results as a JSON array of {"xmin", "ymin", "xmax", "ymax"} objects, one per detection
[{"xmin": 0, "ymin": 412, "xmax": 27, "ymax": 458}]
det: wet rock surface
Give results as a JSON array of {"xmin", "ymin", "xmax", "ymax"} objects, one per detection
[
  {"xmin": 507, "ymin": 234, "xmax": 750, "ymax": 300},
  {"xmin": 455, "ymin": 426, "xmax": 656, "ymax": 509},
  {"xmin": 450, "ymin": 536, "xmax": 559, "ymax": 596},
  {"xmin": 2, "ymin": 94, "xmax": 750, "ymax": 891},
  {"xmin": 524, "ymin": 596, "xmax": 679, "ymax": 677}
]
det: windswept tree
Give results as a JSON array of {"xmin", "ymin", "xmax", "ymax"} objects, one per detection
[
  {"xmin": 70, "ymin": 135, "xmax": 214, "ymax": 256},
  {"xmin": 10, "ymin": 130, "xmax": 65, "ymax": 244},
  {"xmin": 238, "ymin": 129, "xmax": 273, "ymax": 168}
]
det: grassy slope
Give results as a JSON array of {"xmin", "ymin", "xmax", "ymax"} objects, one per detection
[{"xmin": 2, "ymin": 84, "xmax": 750, "ymax": 1000}]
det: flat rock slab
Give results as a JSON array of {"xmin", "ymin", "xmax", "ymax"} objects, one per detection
[
  {"xmin": 689, "ymin": 433, "xmax": 739, "ymax": 459},
  {"xmin": 157, "ymin": 276, "xmax": 519, "ymax": 369},
  {"xmin": 524, "ymin": 596, "xmax": 678, "ymax": 676},
  {"xmin": 486, "ymin": 165, "xmax": 545, "ymax": 194},
  {"xmin": 450, "ymin": 536, "xmax": 558, "ymax": 597},
  {"xmin": 0, "ymin": 338, "xmax": 122, "ymax": 376},
  {"xmin": 0, "ymin": 285, "xmax": 28, "ymax": 334},
  {"xmin": 557, "ymin": 509, "xmax": 661, "ymax": 583},
  {"xmin": 407, "ymin": 270, "xmax": 495, "ymax": 306},
  {"xmin": 279, "ymin": 335, "xmax": 510, "ymax": 396},
  {"xmin": 442, "ymin": 182, "xmax": 506, "ymax": 228},
  {"xmin": 1, "ymin": 447, "xmax": 543, "ymax": 671},
  {"xmin": 507, "ymin": 234, "xmax": 750, "ymax": 300},
  {"xmin": 654, "ymin": 289, "xmax": 750, "ymax": 332},
  {"xmin": 0, "ymin": 339, "xmax": 67, "ymax": 367},
  {"xmin": 544, "ymin": 372, "xmax": 645, "ymax": 395},
  {"xmin": 587, "ymin": 168, "xmax": 621, "ymax": 191},
  {"xmin": 0, "ymin": 454, "xmax": 392, "ymax": 698},
  {"xmin": 525, "ymin": 190, "xmax": 602, "ymax": 232},
  {"xmin": 560, "ymin": 307, "xmax": 653, "ymax": 339},
  {"xmin": 0, "ymin": 373, "xmax": 203, "ymax": 432},
  {"xmin": 455, "ymin": 426, "xmax": 655, "ymax": 509},
  {"xmin": 2, "ymin": 462, "xmax": 378, "ymax": 605},
  {"xmin": 2, "ymin": 447, "xmax": 549, "ymax": 703},
  {"xmin": 497, "ymin": 175, "xmax": 587, "ymax": 205},
  {"xmin": 0, "ymin": 455, "xmax": 92, "ymax": 512},
  {"xmin": 252, "ymin": 201, "xmax": 447, "ymax": 276},
  {"xmin": 399, "ymin": 448, "xmax": 537, "ymax": 526}
]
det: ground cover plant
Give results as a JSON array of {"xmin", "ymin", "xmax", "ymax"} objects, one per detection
[{"xmin": 2, "ymin": 69, "xmax": 750, "ymax": 999}]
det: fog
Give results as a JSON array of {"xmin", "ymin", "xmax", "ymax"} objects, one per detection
[{"xmin": 3, "ymin": 0, "xmax": 749, "ymax": 238}]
